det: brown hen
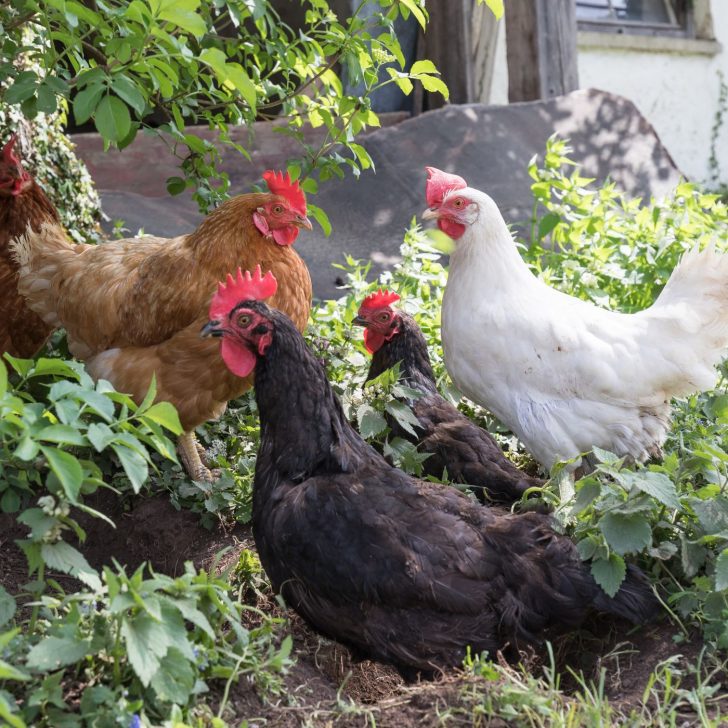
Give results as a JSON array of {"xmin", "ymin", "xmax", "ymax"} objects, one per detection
[
  {"xmin": 0, "ymin": 134, "xmax": 60, "ymax": 357},
  {"xmin": 12, "ymin": 170, "xmax": 312, "ymax": 481}
]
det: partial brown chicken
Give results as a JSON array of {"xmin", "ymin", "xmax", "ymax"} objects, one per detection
[
  {"xmin": 0, "ymin": 134, "xmax": 61, "ymax": 357},
  {"xmin": 12, "ymin": 170, "xmax": 312, "ymax": 481}
]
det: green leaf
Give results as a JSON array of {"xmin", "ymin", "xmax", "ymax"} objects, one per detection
[
  {"xmin": 26, "ymin": 636, "xmax": 92, "ymax": 671},
  {"xmin": 716, "ymin": 548, "xmax": 728, "ymax": 591},
  {"xmin": 40, "ymin": 446, "xmax": 84, "ymax": 503},
  {"xmin": 618, "ymin": 470, "xmax": 680, "ymax": 510},
  {"xmin": 166, "ymin": 176, "xmax": 186, "ymax": 196},
  {"xmin": 140, "ymin": 402, "xmax": 183, "ymax": 435},
  {"xmin": 538, "ymin": 212, "xmax": 561, "ymax": 240},
  {"xmin": 307, "ymin": 204, "xmax": 332, "ymax": 237},
  {"xmin": 94, "ymin": 95, "xmax": 132, "ymax": 143},
  {"xmin": 111, "ymin": 444, "xmax": 149, "ymax": 492},
  {"xmin": 110, "ymin": 75, "xmax": 146, "ymax": 116},
  {"xmin": 598, "ymin": 512, "xmax": 652, "ymax": 555},
  {"xmin": 0, "ymin": 691, "xmax": 27, "ymax": 727},
  {"xmin": 154, "ymin": 0, "xmax": 206, "ymax": 37},
  {"xmin": 150, "ymin": 647, "xmax": 195, "ymax": 704},
  {"xmin": 415, "ymin": 74, "xmax": 449, "ymax": 99},
  {"xmin": 0, "ymin": 359, "xmax": 6, "ymax": 398},
  {"xmin": 0, "ymin": 586, "xmax": 16, "ymax": 628},
  {"xmin": 13, "ymin": 436, "xmax": 39, "ymax": 461},
  {"xmin": 410, "ymin": 60, "xmax": 438, "ymax": 75},
  {"xmin": 357, "ymin": 404, "xmax": 388, "ymax": 439},
  {"xmin": 482, "ymin": 0, "xmax": 504, "ymax": 19},
  {"xmin": 40, "ymin": 542, "xmax": 101, "ymax": 590},
  {"xmin": 399, "ymin": 0, "xmax": 427, "ymax": 29},
  {"xmin": 591, "ymin": 554, "xmax": 626, "ymax": 598},
  {"xmin": 36, "ymin": 425, "xmax": 87, "ymax": 447},
  {"xmin": 0, "ymin": 490, "xmax": 20, "ymax": 514}
]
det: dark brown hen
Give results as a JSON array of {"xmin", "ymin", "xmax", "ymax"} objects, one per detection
[
  {"xmin": 0, "ymin": 134, "xmax": 60, "ymax": 357},
  {"xmin": 354, "ymin": 290, "xmax": 543, "ymax": 505},
  {"xmin": 202, "ymin": 269, "xmax": 659, "ymax": 673}
]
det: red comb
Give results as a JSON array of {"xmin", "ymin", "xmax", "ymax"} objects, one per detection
[
  {"xmin": 1, "ymin": 134, "xmax": 21, "ymax": 168},
  {"xmin": 263, "ymin": 170, "xmax": 306, "ymax": 217},
  {"xmin": 425, "ymin": 166, "xmax": 467, "ymax": 207},
  {"xmin": 359, "ymin": 289, "xmax": 401, "ymax": 313},
  {"xmin": 209, "ymin": 265, "xmax": 278, "ymax": 319}
]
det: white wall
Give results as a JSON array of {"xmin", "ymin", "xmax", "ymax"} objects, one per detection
[{"xmin": 484, "ymin": 2, "xmax": 728, "ymax": 187}]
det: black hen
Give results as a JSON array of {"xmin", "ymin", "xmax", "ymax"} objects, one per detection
[
  {"xmin": 354, "ymin": 290, "xmax": 543, "ymax": 505},
  {"xmin": 202, "ymin": 268, "xmax": 659, "ymax": 673}
]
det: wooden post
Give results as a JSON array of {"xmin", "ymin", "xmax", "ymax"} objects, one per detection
[{"xmin": 505, "ymin": 0, "xmax": 579, "ymax": 102}]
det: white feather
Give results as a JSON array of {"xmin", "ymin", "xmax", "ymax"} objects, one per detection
[{"xmin": 441, "ymin": 188, "xmax": 728, "ymax": 470}]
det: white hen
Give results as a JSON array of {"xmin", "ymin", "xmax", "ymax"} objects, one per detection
[{"xmin": 423, "ymin": 167, "xmax": 728, "ymax": 471}]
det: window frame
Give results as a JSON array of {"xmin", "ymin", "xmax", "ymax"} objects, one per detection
[{"xmin": 575, "ymin": 0, "xmax": 693, "ymax": 38}]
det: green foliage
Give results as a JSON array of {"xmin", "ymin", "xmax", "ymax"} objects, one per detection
[
  {"xmin": 0, "ymin": 560, "xmax": 291, "ymax": 726},
  {"xmin": 525, "ymin": 138, "xmax": 728, "ymax": 641},
  {"xmin": 0, "ymin": 355, "xmax": 180, "ymax": 598},
  {"xmin": 0, "ymin": 104, "xmax": 101, "ymax": 243},
  {"xmin": 0, "ymin": 0, "xmax": 450, "ymax": 208}
]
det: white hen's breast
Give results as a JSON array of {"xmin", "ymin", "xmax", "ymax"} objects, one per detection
[{"xmin": 441, "ymin": 250, "xmax": 673, "ymax": 469}]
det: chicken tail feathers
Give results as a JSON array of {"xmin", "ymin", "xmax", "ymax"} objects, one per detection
[
  {"xmin": 593, "ymin": 564, "xmax": 660, "ymax": 625},
  {"xmin": 10, "ymin": 222, "xmax": 76, "ymax": 329},
  {"xmin": 646, "ymin": 243, "xmax": 728, "ymax": 396}
]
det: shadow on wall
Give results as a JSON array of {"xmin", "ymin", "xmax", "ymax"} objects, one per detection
[{"xmin": 73, "ymin": 89, "xmax": 681, "ymax": 300}]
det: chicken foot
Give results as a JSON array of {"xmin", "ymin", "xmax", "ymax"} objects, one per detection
[{"xmin": 177, "ymin": 431, "xmax": 220, "ymax": 482}]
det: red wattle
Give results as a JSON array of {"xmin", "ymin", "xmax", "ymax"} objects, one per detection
[
  {"xmin": 221, "ymin": 338, "xmax": 257, "ymax": 377},
  {"xmin": 364, "ymin": 328, "xmax": 385, "ymax": 354},
  {"xmin": 272, "ymin": 225, "xmax": 299, "ymax": 246},
  {"xmin": 438, "ymin": 217, "xmax": 466, "ymax": 240}
]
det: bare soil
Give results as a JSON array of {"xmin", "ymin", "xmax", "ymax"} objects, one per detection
[{"xmin": 0, "ymin": 492, "xmax": 708, "ymax": 727}]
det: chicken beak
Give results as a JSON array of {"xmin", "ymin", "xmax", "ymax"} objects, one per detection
[
  {"xmin": 421, "ymin": 207, "xmax": 440, "ymax": 221},
  {"xmin": 200, "ymin": 320, "xmax": 223, "ymax": 338},
  {"xmin": 352, "ymin": 315, "xmax": 368, "ymax": 327},
  {"xmin": 297, "ymin": 214, "xmax": 313, "ymax": 231}
]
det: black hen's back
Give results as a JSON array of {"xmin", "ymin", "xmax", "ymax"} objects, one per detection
[
  {"xmin": 366, "ymin": 314, "xmax": 543, "ymax": 505},
  {"xmin": 249, "ymin": 305, "xmax": 659, "ymax": 672}
]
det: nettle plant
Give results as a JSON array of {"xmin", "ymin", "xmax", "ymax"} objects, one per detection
[{"xmin": 0, "ymin": 355, "xmax": 181, "ymax": 605}]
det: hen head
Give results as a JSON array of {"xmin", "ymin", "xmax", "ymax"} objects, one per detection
[
  {"xmin": 353, "ymin": 289, "xmax": 401, "ymax": 353},
  {"xmin": 421, "ymin": 166, "xmax": 481, "ymax": 240},
  {"xmin": 0, "ymin": 135, "xmax": 32, "ymax": 197},
  {"xmin": 253, "ymin": 170, "xmax": 312, "ymax": 246},
  {"xmin": 201, "ymin": 266, "xmax": 279, "ymax": 377}
]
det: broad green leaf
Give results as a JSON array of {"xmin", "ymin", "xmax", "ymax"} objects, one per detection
[
  {"xmin": 0, "ymin": 359, "xmax": 6, "ymax": 398},
  {"xmin": 40, "ymin": 446, "xmax": 83, "ymax": 503},
  {"xmin": 36, "ymin": 425, "xmax": 87, "ymax": 447},
  {"xmin": 399, "ymin": 0, "xmax": 427, "ymax": 29},
  {"xmin": 150, "ymin": 647, "xmax": 195, "ymax": 704},
  {"xmin": 110, "ymin": 74, "xmax": 146, "ymax": 116},
  {"xmin": 95, "ymin": 95, "xmax": 132, "ymax": 143},
  {"xmin": 111, "ymin": 444, "xmax": 149, "ymax": 492},
  {"xmin": 307, "ymin": 204, "xmax": 332, "ymax": 237},
  {"xmin": 154, "ymin": 0, "xmax": 206, "ymax": 37},
  {"xmin": 591, "ymin": 554, "xmax": 626, "ymax": 598},
  {"xmin": 410, "ymin": 60, "xmax": 438, "ymax": 75},
  {"xmin": 0, "ymin": 658, "xmax": 30, "ymax": 682},
  {"xmin": 0, "ymin": 586, "xmax": 15, "ymax": 628},
  {"xmin": 0, "ymin": 692, "xmax": 27, "ymax": 728},
  {"xmin": 357, "ymin": 404, "xmax": 388, "ymax": 439},
  {"xmin": 86, "ymin": 423, "xmax": 116, "ymax": 452},
  {"xmin": 26, "ymin": 636, "xmax": 92, "ymax": 671},
  {"xmin": 140, "ymin": 402, "xmax": 183, "ymax": 435},
  {"xmin": 619, "ymin": 470, "xmax": 680, "ymax": 510},
  {"xmin": 416, "ymin": 74, "xmax": 449, "ymax": 99},
  {"xmin": 40, "ymin": 542, "xmax": 102, "ymax": 590},
  {"xmin": 599, "ymin": 513, "xmax": 651, "ymax": 555},
  {"xmin": 716, "ymin": 548, "xmax": 728, "ymax": 591}
]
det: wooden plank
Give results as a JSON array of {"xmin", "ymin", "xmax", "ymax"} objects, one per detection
[{"xmin": 505, "ymin": 0, "xmax": 579, "ymax": 102}]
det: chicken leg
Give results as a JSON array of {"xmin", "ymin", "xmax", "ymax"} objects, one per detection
[{"xmin": 177, "ymin": 431, "xmax": 218, "ymax": 482}]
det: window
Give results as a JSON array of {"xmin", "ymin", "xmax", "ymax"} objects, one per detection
[{"xmin": 576, "ymin": 0, "xmax": 692, "ymax": 37}]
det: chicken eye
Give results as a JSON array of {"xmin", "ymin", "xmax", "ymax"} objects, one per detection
[
  {"xmin": 453, "ymin": 198, "xmax": 464, "ymax": 208},
  {"xmin": 272, "ymin": 205, "xmax": 283, "ymax": 214},
  {"xmin": 237, "ymin": 314, "xmax": 251, "ymax": 327},
  {"xmin": 377, "ymin": 312, "xmax": 390, "ymax": 322}
]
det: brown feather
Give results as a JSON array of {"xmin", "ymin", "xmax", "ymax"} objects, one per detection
[
  {"xmin": 13, "ymin": 192, "xmax": 312, "ymax": 430},
  {"xmin": 0, "ymin": 181, "xmax": 60, "ymax": 357}
]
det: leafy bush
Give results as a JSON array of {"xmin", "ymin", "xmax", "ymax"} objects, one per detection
[
  {"xmin": 0, "ymin": 105, "xmax": 102, "ymax": 243},
  {"xmin": 0, "ymin": 356, "xmax": 181, "ymax": 606}
]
